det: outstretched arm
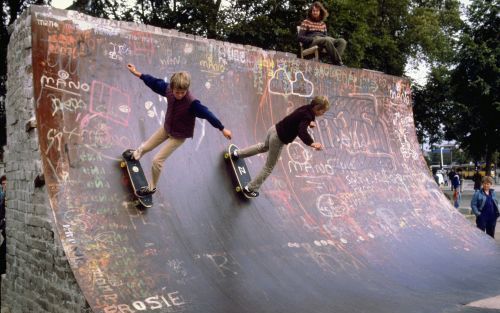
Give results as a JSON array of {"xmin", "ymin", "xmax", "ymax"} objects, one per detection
[
  {"xmin": 128, "ymin": 64, "xmax": 168, "ymax": 96},
  {"xmin": 127, "ymin": 63, "xmax": 142, "ymax": 77},
  {"xmin": 298, "ymin": 120, "xmax": 322, "ymax": 150},
  {"xmin": 190, "ymin": 101, "xmax": 232, "ymax": 140}
]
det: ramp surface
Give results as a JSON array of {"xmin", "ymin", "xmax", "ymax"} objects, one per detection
[{"xmin": 30, "ymin": 6, "xmax": 500, "ymax": 313}]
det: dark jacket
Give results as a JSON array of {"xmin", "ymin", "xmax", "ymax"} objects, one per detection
[
  {"xmin": 452, "ymin": 174, "xmax": 461, "ymax": 189},
  {"xmin": 471, "ymin": 189, "xmax": 498, "ymax": 217},
  {"xmin": 472, "ymin": 173, "xmax": 482, "ymax": 190},
  {"xmin": 140, "ymin": 74, "xmax": 224, "ymax": 138},
  {"xmin": 275, "ymin": 104, "xmax": 315, "ymax": 146}
]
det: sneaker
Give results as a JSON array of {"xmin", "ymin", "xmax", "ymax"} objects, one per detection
[
  {"xmin": 137, "ymin": 186, "xmax": 156, "ymax": 197},
  {"xmin": 231, "ymin": 149, "xmax": 239, "ymax": 160},
  {"xmin": 243, "ymin": 185, "xmax": 259, "ymax": 198}
]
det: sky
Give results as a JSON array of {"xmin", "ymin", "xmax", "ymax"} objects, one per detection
[
  {"xmin": 51, "ymin": 0, "xmax": 472, "ymax": 85},
  {"xmin": 51, "ymin": 0, "xmax": 72, "ymax": 9}
]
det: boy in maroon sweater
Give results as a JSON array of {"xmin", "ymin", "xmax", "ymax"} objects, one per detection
[
  {"xmin": 126, "ymin": 64, "xmax": 232, "ymax": 197},
  {"xmin": 232, "ymin": 96, "xmax": 330, "ymax": 197}
]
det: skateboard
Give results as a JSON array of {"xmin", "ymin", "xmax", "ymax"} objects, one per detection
[
  {"xmin": 224, "ymin": 144, "xmax": 256, "ymax": 198},
  {"xmin": 120, "ymin": 149, "xmax": 153, "ymax": 208}
]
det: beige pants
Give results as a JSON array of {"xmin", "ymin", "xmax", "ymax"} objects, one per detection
[
  {"xmin": 134, "ymin": 127, "xmax": 185, "ymax": 188},
  {"xmin": 237, "ymin": 126, "xmax": 284, "ymax": 191}
]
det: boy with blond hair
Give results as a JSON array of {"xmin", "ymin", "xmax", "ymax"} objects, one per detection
[
  {"xmin": 126, "ymin": 64, "xmax": 232, "ymax": 197},
  {"xmin": 231, "ymin": 96, "xmax": 330, "ymax": 197}
]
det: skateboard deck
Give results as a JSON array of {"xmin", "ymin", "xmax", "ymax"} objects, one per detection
[
  {"xmin": 224, "ymin": 144, "xmax": 255, "ymax": 198},
  {"xmin": 120, "ymin": 149, "xmax": 153, "ymax": 208}
]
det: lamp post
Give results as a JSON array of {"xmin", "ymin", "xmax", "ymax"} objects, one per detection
[{"xmin": 440, "ymin": 147, "xmax": 444, "ymax": 169}]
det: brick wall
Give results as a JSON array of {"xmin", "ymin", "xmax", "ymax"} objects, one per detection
[{"xmin": 1, "ymin": 8, "xmax": 90, "ymax": 313}]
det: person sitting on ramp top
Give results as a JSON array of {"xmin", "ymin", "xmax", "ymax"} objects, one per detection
[
  {"xmin": 231, "ymin": 96, "xmax": 330, "ymax": 197},
  {"xmin": 127, "ymin": 63, "xmax": 232, "ymax": 197}
]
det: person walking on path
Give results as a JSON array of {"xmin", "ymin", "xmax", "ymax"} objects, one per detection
[
  {"xmin": 448, "ymin": 169, "xmax": 456, "ymax": 191},
  {"xmin": 473, "ymin": 170, "xmax": 482, "ymax": 191},
  {"xmin": 452, "ymin": 170, "xmax": 461, "ymax": 208},
  {"xmin": 298, "ymin": 1, "xmax": 347, "ymax": 66},
  {"xmin": 471, "ymin": 176, "xmax": 499, "ymax": 238},
  {"xmin": 231, "ymin": 96, "xmax": 330, "ymax": 197},
  {"xmin": 126, "ymin": 64, "xmax": 232, "ymax": 196}
]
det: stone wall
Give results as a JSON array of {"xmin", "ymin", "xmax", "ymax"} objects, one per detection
[{"xmin": 1, "ymin": 8, "xmax": 89, "ymax": 313}]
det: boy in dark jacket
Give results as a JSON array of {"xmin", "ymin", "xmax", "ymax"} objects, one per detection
[
  {"xmin": 232, "ymin": 96, "xmax": 330, "ymax": 197},
  {"xmin": 126, "ymin": 64, "xmax": 232, "ymax": 197}
]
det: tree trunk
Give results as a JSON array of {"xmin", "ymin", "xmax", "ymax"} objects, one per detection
[{"xmin": 485, "ymin": 146, "xmax": 492, "ymax": 177}]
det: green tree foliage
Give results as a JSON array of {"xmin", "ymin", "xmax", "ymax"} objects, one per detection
[
  {"xmin": 222, "ymin": 0, "xmax": 310, "ymax": 53},
  {"xmin": 0, "ymin": 0, "xmax": 465, "ymax": 157},
  {"xmin": 221, "ymin": 0, "xmax": 462, "ymax": 75},
  {"xmin": 414, "ymin": 0, "xmax": 499, "ymax": 174},
  {"xmin": 412, "ymin": 66, "xmax": 454, "ymax": 144},
  {"xmin": 129, "ymin": 0, "xmax": 227, "ymax": 37},
  {"xmin": 339, "ymin": 0, "xmax": 462, "ymax": 75},
  {"xmin": 446, "ymin": 0, "xmax": 499, "ymax": 174}
]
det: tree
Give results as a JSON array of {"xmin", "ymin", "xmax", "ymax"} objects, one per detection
[
  {"xmin": 446, "ymin": 0, "xmax": 499, "ymax": 175},
  {"xmin": 223, "ymin": 0, "xmax": 309, "ymax": 52},
  {"xmin": 414, "ymin": 0, "xmax": 499, "ymax": 175},
  {"xmin": 412, "ymin": 66, "xmax": 454, "ymax": 145},
  {"xmin": 0, "ymin": 0, "xmax": 467, "ymax": 158},
  {"xmin": 327, "ymin": 0, "xmax": 463, "ymax": 75},
  {"xmin": 129, "ymin": 0, "xmax": 228, "ymax": 38}
]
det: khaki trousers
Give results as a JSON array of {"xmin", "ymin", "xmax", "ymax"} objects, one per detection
[
  {"xmin": 136, "ymin": 127, "xmax": 185, "ymax": 188},
  {"xmin": 237, "ymin": 126, "xmax": 284, "ymax": 191},
  {"xmin": 311, "ymin": 36, "xmax": 347, "ymax": 64}
]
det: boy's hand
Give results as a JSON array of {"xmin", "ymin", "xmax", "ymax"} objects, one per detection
[
  {"xmin": 309, "ymin": 121, "xmax": 317, "ymax": 128},
  {"xmin": 222, "ymin": 128, "xmax": 232, "ymax": 140},
  {"xmin": 127, "ymin": 64, "xmax": 141, "ymax": 77},
  {"xmin": 311, "ymin": 142, "xmax": 323, "ymax": 150}
]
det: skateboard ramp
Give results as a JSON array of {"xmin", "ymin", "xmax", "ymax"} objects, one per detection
[{"xmin": 30, "ymin": 6, "xmax": 500, "ymax": 313}]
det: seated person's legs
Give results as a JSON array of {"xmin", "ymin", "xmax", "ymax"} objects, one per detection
[{"xmin": 311, "ymin": 36, "xmax": 343, "ymax": 65}]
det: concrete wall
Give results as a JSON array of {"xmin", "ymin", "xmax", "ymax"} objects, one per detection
[{"xmin": 1, "ymin": 8, "xmax": 90, "ymax": 313}]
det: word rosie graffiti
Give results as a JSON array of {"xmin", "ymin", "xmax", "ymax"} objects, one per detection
[{"xmin": 103, "ymin": 291, "xmax": 186, "ymax": 312}]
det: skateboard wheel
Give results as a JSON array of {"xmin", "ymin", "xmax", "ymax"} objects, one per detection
[
  {"xmin": 120, "ymin": 161, "xmax": 126, "ymax": 168},
  {"xmin": 224, "ymin": 152, "xmax": 230, "ymax": 159},
  {"xmin": 235, "ymin": 186, "xmax": 241, "ymax": 192}
]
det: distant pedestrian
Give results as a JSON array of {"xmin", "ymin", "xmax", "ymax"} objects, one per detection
[
  {"xmin": 432, "ymin": 168, "xmax": 440, "ymax": 186},
  {"xmin": 471, "ymin": 176, "xmax": 499, "ymax": 238},
  {"xmin": 452, "ymin": 170, "xmax": 461, "ymax": 208},
  {"xmin": 472, "ymin": 171, "xmax": 482, "ymax": 191},
  {"xmin": 448, "ymin": 169, "xmax": 456, "ymax": 191},
  {"xmin": 458, "ymin": 169, "xmax": 464, "ymax": 192}
]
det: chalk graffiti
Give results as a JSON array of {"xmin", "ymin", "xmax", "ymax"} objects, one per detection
[
  {"xmin": 89, "ymin": 80, "xmax": 131, "ymax": 126},
  {"xmin": 268, "ymin": 66, "xmax": 314, "ymax": 97}
]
